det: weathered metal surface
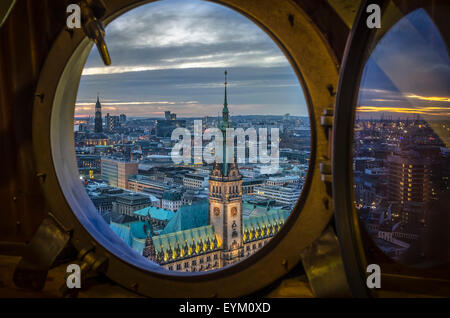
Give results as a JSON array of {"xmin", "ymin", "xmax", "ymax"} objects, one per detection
[
  {"xmin": 0, "ymin": 0, "xmax": 70, "ymax": 245},
  {"xmin": 0, "ymin": 0, "xmax": 16, "ymax": 28},
  {"xmin": 13, "ymin": 214, "xmax": 71, "ymax": 290},
  {"xmin": 301, "ymin": 226, "xmax": 351, "ymax": 297},
  {"xmin": 327, "ymin": 0, "xmax": 361, "ymax": 28}
]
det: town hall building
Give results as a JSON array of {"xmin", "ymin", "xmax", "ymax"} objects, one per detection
[{"xmin": 142, "ymin": 71, "xmax": 290, "ymax": 272}]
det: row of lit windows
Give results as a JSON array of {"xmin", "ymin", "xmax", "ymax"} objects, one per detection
[
  {"xmin": 246, "ymin": 242, "xmax": 262, "ymax": 251},
  {"xmin": 211, "ymin": 185, "xmax": 240, "ymax": 194},
  {"xmin": 167, "ymin": 253, "xmax": 219, "ymax": 271}
]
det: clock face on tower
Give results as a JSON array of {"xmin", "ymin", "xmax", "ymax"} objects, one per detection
[
  {"xmin": 214, "ymin": 207, "xmax": 220, "ymax": 216},
  {"xmin": 231, "ymin": 207, "xmax": 237, "ymax": 216}
]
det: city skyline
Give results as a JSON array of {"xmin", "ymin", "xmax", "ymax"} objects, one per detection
[{"xmin": 74, "ymin": 76, "xmax": 310, "ymax": 271}]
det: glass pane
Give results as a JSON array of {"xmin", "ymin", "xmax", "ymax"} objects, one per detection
[
  {"xmin": 74, "ymin": 0, "xmax": 310, "ymax": 272},
  {"xmin": 354, "ymin": 7, "xmax": 450, "ymax": 267}
]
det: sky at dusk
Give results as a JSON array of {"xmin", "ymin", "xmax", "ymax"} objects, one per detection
[
  {"xmin": 75, "ymin": 0, "xmax": 307, "ymax": 118},
  {"xmin": 75, "ymin": 2, "xmax": 449, "ymax": 120},
  {"xmin": 357, "ymin": 8, "xmax": 450, "ymax": 119}
]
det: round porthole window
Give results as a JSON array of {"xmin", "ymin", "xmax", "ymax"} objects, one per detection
[
  {"xmin": 334, "ymin": 0, "xmax": 450, "ymax": 297},
  {"xmin": 33, "ymin": 0, "xmax": 339, "ymax": 297}
]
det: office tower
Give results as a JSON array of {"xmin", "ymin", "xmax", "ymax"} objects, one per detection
[{"xmin": 101, "ymin": 158, "xmax": 139, "ymax": 189}]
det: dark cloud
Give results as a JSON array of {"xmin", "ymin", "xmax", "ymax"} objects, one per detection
[
  {"xmin": 77, "ymin": 66, "xmax": 304, "ymax": 117},
  {"xmin": 76, "ymin": 0, "xmax": 306, "ymax": 117}
]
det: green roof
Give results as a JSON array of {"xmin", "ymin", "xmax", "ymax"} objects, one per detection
[
  {"xmin": 109, "ymin": 220, "xmax": 151, "ymax": 255},
  {"xmin": 152, "ymin": 225, "xmax": 219, "ymax": 263},
  {"xmin": 243, "ymin": 209, "xmax": 290, "ymax": 231},
  {"xmin": 242, "ymin": 209, "xmax": 290, "ymax": 243},
  {"xmin": 242, "ymin": 201, "xmax": 287, "ymax": 218},
  {"xmin": 133, "ymin": 206, "xmax": 175, "ymax": 221},
  {"xmin": 161, "ymin": 200, "xmax": 208, "ymax": 234},
  {"xmin": 109, "ymin": 204, "xmax": 290, "ymax": 261},
  {"xmin": 131, "ymin": 237, "xmax": 147, "ymax": 255}
]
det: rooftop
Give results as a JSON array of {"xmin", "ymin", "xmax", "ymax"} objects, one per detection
[
  {"xmin": 161, "ymin": 200, "xmax": 209, "ymax": 235},
  {"xmin": 152, "ymin": 224, "xmax": 219, "ymax": 258},
  {"xmin": 116, "ymin": 192, "xmax": 151, "ymax": 205},
  {"xmin": 133, "ymin": 206, "xmax": 176, "ymax": 221}
]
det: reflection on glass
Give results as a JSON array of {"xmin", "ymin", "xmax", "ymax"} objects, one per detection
[
  {"xmin": 73, "ymin": 0, "xmax": 310, "ymax": 272},
  {"xmin": 354, "ymin": 8, "xmax": 450, "ymax": 267}
]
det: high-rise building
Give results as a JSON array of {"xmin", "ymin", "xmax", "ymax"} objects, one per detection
[
  {"xmin": 156, "ymin": 118, "xmax": 186, "ymax": 137},
  {"xmin": 387, "ymin": 153, "xmax": 432, "ymax": 204},
  {"xmin": 156, "ymin": 111, "xmax": 184, "ymax": 136},
  {"xmin": 386, "ymin": 151, "xmax": 436, "ymax": 232},
  {"xmin": 94, "ymin": 94, "xmax": 103, "ymax": 133},
  {"xmin": 105, "ymin": 113, "xmax": 120, "ymax": 132},
  {"xmin": 101, "ymin": 158, "xmax": 139, "ymax": 189},
  {"xmin": 164, "ymin": 110, "xmax": 177, "ymax": 120}
]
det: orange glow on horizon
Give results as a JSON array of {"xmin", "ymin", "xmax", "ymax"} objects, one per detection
[
  {"xmin": 406, "ymin": 94, "xmax": 450, "ymax": 103},
  {"xmin": 357, "ymin": 105, "xmax": 450, "ymax": 116}
]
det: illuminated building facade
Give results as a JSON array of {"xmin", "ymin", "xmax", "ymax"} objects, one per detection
[
  {"xmin": 387, "ymin": 152, "xmax": 434, "ymax": 232},
  {"xmin": 105, "ymin": 113, "xmax": 121, "ymax": 132},
  {"xmin": 101, "ymin": 158, "xmax": 139, "ymax": 189}
]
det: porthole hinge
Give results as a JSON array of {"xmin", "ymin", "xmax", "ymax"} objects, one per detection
[
  {"xmin": 300, "ymin": 226, "xmax": 351, "ymax": 297},
  {"xmin": 320, "ymin": 108, "xmax": 334, "ymax": 128},
  {"xmin": 12, "ymin": 213, "xmax": 72, "ymax": 291},
  {"xmin": 80, "ymin": 0, "xmax": 111, "ymax": 65},
  {"xmin": 320, "ymin": 160, "xmax": 332, "ymax": 183}
]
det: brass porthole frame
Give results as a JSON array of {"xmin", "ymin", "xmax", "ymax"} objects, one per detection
[{"xmin": 32, "ymin": 0, "xmax": 339, "ymax": 297}]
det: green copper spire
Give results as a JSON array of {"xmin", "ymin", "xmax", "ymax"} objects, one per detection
[
  {"xmin": 222, "ymin": 70, "xmax": 229, "ymax": 124},
  {"xmin": 221, "ymin": 70, "xmax": 232, "ymax": 176},
  {"xmin": 224, "ymin": 70, "xmax": 228, "ymax": 107}
]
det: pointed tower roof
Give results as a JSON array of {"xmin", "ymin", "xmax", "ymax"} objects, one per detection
[
  {"xmin": 221, "ymin": 70, "xmax": 230, "ymax": 129},
  {"xmin": 210, "ymin": 70, "xmax": 241, "ymax": 179},
  {"xmin": 224, "ymin": 70, "xmax": 228, "ymax": 108},
  {"xmin": 95, "ymin": 93, "xmax": 101, "ymax": 109}
]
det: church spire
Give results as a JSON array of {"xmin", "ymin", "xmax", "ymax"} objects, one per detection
[
  {"xmin": 95, "ymin": 92, "xmax": 101, "ymax": 108},
  {"xmin": 222, "ymin": 70, "xmax": 229, "ymax": 124},
  {"xmin": 94, "ymin": 93, "xmax": 103, "ymax": 133},
  {"xmin": 224, "ymin": 70, "xmax": 228, "ymax": 107}
]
